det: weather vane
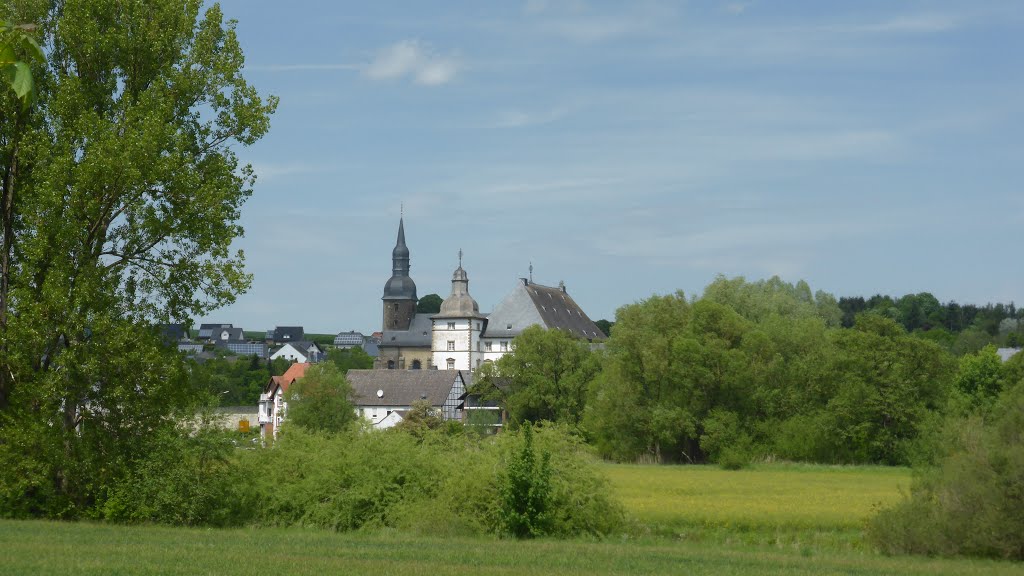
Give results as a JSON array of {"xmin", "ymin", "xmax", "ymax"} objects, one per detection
[
  {"xmin": 458, "ymin": 248, "xmax": 463, "ymax": 267},
  {"xmin": 529, "ymin": 262, "xmax": 533, "ymax": 283}
]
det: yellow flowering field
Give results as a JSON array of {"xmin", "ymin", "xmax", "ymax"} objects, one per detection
[{"xmin": 603, "ymin": 462, "xmax": 910, "ymax": 539}]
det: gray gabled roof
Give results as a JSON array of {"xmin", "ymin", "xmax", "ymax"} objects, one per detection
[
  {"xmin": 273, "ymin": 326, "xmax": 304, "ymax": 342},
  {"xmin": 346, "ymin": 369, "xmax": 464, "ymax": 407},
  {"xmin": 198, "ymin": 323, "xmax": 232, "ymax": 339},
  {"xmin": 482, "ymin": 279, "xmax": 605, "ymax": 340}
]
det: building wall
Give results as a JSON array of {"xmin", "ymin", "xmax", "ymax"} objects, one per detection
[
  {"xmin": 383, "ymin": 299, "xmax": 417, "ymax": 332},
  {"xmin": 375, "ymin": 345, "xmax": 432, "ymax": 370},
  {"xmin": 431, "ymin": 317, "xmax": 484, "ymax": 371},
  {"xmin": 270, "ymin": 344, "xmax": 307, "ymax": 363}
]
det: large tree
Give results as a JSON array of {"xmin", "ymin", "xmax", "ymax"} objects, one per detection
[
  {"xmin": 0, "ymin": 0, "xmax": 275, "ymax": 516},
  {"xmin": 481, "ymin": 325, "xmax": 599, "ymax": 427}
]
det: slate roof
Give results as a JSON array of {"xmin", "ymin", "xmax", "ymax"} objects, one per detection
[
  {"xmin": 482, "ymin": 279, "xmax": 605, "ymax": 340},
  {"xmin": 216, "ymin": 327, "xmax": 245, "ymax": 342},
  {"xmin": 160, "ymin": 324, "xmax": 191, "ymax": 342},
  {"xmin": 380, "ymin": 313, "xmax": 432, "ymax": 348},
  {"xmin": 198, "ymin": 323, "xmax": 232, "ymax": 340},
  {"xmin": 346, "ymin": 369, "xmax": 463, "ymax": 407},
  {"xmin": 272, "ymin": 326, "xmax": 304, "ymax": 342}
]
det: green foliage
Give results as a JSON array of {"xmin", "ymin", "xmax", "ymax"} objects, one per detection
[
  {"xmin": 0, "ymin": 0, "xmax": 274, "ymax": 518},
  {"xmin": 587, "ymin": 278, "xmax": 954, "ymax": 466},
  {"xmin": 284, "ymin": 364, "xmax": 356, "ymax": 434},
  {"xmin": 954, "ymin": 345, "xmax": 1005, "ymax": 406},
  {"xmin": 499, "ymin": 425, "xmax": 552, "ymax": 537},
  {"xmin": 326, "ymin": 346, "xmax": 374, "ymax": 372},
  {"xmin": 236, "ymin": 425, "xmax": 623, "ymax": 538},
  {"xmin": 101, "ymin": 427, "xmax": 242, "ymax": 526},
  {"xmin": 700, "ymin": 410, "xmax": 754, "ymax": 469},
  {"xmin": 0, "ymin": 21, "xmax": 44, "ymax": 107},
  {"xmin": 486, "ymin": 325, "xmax": 599, "ymax": 427},
  {"xmin": 394, "ymin": 399, "xmax": 446, "ymax": 439},
  {"xmin": 189, "ymin": 354, "xmax": 276, "ymax": 406},
  {"xmin": 868, "ymin": 380, "xmax": 1024, "ymax": 559},
  {"xmin": 416, "ymin": 293, "xmax": 443, "ymax": 314}
]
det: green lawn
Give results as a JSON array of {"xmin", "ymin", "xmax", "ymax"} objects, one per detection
[
  {"xmin": 3, "ymin": 519, "xmax": 1023, "ymax": 576},
  {"xmin": 2, "ymin": 463, "xmax": 1022, "ymax": 575}
]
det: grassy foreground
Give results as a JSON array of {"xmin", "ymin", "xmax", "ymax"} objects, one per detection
[
  {"xmin": 2, "ymin": 519, "xmax": 1023, "ymax": 576},
  {"xmin": 2, "ymin": 463, "xmax": 1022, "ymax": 575}
]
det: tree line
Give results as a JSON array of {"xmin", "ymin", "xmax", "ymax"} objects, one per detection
[{"xmin": 480, "ymin": 276, "xmax": 1022, "ymax": 468}]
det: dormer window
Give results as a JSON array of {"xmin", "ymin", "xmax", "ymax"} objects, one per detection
[{"xmin": 506, "ymin": 323, "xmax": 512, "ymax": 330}]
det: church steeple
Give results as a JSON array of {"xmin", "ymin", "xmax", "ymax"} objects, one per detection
[
  {"xmin": 382, "ymin": 216, "xmax": 418, "ymax": 332},
  {"xmin": 391, "ymin": 217, "xmax": 411, "ymax": 275}
]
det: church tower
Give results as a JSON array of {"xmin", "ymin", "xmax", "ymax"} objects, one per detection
[
  {"xmin": 382, "ymin": 217, "xmax": 418, "ymax": 332},
  {"xmin": 432, "ymin": 251, "xmax": 486, "ymax": 371}
]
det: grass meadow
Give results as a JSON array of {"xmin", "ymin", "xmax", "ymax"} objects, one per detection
[{"xmin": 2, "ymin": 463, "xmax": 1023, "ymax": 575}]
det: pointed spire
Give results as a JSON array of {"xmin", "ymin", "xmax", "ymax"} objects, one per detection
[
  {"xmin": 384, "ymin": 215, "xmax": 416, "ymax": 300},
  {"xmin": 393, "ymin": 216, "xmax": 409, "ymax": 260}
]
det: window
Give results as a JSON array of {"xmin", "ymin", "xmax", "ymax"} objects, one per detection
[
  {"xmin": 485, "ymin": 341, "xmax": 492, "ymax": 351},
  {"xmin": 477, "ymin": 341, "xmax": 482, "ymax": 352},
  {"xmin": 447, "ymin": 322, "xmax": 456, "ymax": 330},
  {"xmin": 447, "ymin": 359, "xmax": 455, "ymax": 370},
  {"xmin": 411, "ymin": 360, "xmax": 421, "ymax": 370},
  {"xmin": 476, "ymin": 322, "xmax": 481, "ymax": 330},
  {"xmin": 387, "ymin": 360, "xmax": 395, "ymax": 369},
  {"xmin": 447, "ymin": 340, "xmax": 455, "ymax": 351},
  {"xmin": 500, "ymin": 341, "xmax": 508, "ymax": 352},
  {"xmin": 506, "ymin": 323, "xmax": 512, "ymax": 330},
  {"xmin": 476, "ymin": 359, "xmax": 481, "ymax": 369}
]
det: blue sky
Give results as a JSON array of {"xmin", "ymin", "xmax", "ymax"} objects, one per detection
[{"xmin": 203, "ymin": 0, "xmax": 1024, "ymax": 334}]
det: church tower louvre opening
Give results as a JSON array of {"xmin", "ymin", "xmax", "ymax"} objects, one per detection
[{"xmin": 382, "ymin": 217, "xmax": 418, "ymax": 332}]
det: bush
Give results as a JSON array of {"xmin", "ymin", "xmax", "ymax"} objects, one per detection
[
  {"xmin": 867, "ymin": 380, "xmax": 1024, "ymax": 559},
  {"xmin": 101, "ymin": 428, "xmax": 242, "ymax": 526},
  {"xmin": 499, "ymin": 425, "xmax": 552, "ymax": 537},
  {"xmin": 235, "ymin": 424, "xmax": 624, "ymax": 538}
]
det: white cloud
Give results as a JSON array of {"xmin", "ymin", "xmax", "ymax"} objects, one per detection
[{"xmin": 364, "ymin": 40, "xmax": 460, "ymax": 85}]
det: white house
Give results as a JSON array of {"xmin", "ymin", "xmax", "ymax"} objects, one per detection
[
  {"xmin": 258, "ymin": 362, "xmax": 309, "ymax": 441},
  {"xmin": 346, "ymin": 369, "xmax": 467, "ymax": 429},
  {"xmin": 270, "ymin": 341, "xmax": 323, "ymax": 364}
]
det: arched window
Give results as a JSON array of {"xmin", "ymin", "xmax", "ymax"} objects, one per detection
[
  {"xmin": 387, "ymin": 360, "xmax": 395, "ymax": 370},
  {"xmin": 411, "ymin": 360, "xmax": 421, "ymax": 370},
  {"xmin": 446, "ymin": 358, "xmax": 455, "ymax": 370}
]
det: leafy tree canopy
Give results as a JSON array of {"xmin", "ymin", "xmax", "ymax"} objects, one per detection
[
  {"xmin": 417, "ymin": 293, "xmax": 443, "ymax": 314},
  {"xmin": 284, "ymin": 364, "xmax": 356, "ymax": 434},
  {"xmin": 0, "ymin": 0, "xmax": 275, "ymax": 516}
]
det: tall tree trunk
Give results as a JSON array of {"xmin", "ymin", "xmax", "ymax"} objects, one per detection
[{"xmin": 0, "ymin": 114, "xmax": 22, "ymax": 411}]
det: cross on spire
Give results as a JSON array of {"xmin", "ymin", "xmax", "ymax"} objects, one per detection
[{"xmin": 458, "ymin": 248, "xmax": 463, "ymax": 267}]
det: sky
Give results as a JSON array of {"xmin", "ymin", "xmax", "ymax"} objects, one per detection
[{"xmin": 202, "ymin": 0, "xmax": 1024, "ymax": 335}]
